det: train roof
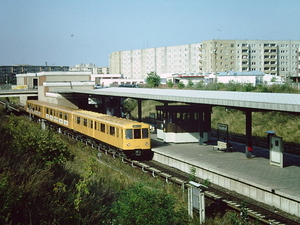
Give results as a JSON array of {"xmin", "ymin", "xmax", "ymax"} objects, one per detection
[
  {"xmin": 27, "ymin": 100, "xmax": 149, "ymax": 127},
  {"xmin": 97, "ymin": 116, "xmax": 149, "ymax": 128},
  {"xmin": 73, "ymin": 110, "xmax": 108, "ymax": 119},
  {"xmin": 27, "ymin": 100, "xmax": 78, "ymax": 113}
]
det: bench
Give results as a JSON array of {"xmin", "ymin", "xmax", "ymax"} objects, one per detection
[{"xmin": 213, "ymin": 141, "xmax": 233, "ymax": 152}]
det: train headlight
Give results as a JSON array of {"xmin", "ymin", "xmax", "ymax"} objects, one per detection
[
  {"xmin": 145, "ymin": 142, "xmax": 149, "ymax": 146},
  {"xmin": 127, "ymin": 143, "xmax": 131, "ymax": 146}
]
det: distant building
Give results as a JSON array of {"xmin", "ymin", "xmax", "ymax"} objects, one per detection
[
  {"xmin": 16, "ymin": 71, "xmax": 93, "ymax": 108},
  {"xmin": 0, "ymin": 64, "xmax": 69, "ymax": 84},
  {"xmin": 201, "ymin": 40, "xmax": 300, "ymax": 79},
  {"xmin": 109, "ymin": 43, "xmax": 201, "ymax": 80},
  {"xmin": 216, "ymin": 70, "xmax": 265, "ymax": 85},
  {"xmin": 69, "ymin": 63, "xmax": 109, "ymax": 74},
  {"xmin": 91, "ymin": 74, "xmax": 144, "ymax": 88},
  {"xmin": 167, "ymin": 73, "xmax": 205, "ymax": 86},
  {"xmin": 110, "ymin": 39, "xmax": 300, "ymax": 82}
]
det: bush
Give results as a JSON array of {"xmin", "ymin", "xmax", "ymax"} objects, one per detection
[
  {"xmin": 187, "ymin": 80, "xmax": 194, "ymax": 88},
  {"xmin": 178, "ymin": 81, "xmax": 185, "ymax": 89},
  {"xmin": 111, "ymin": 184, "xmax": 189, "ymax": 225},
  {"xmin": 167, "ymin": 79, "xmax": 174, "ymax": 88}
]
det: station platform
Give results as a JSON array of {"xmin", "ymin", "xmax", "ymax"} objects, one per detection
[{"xmin": 151, "ymin": 135, "xmax": 300, "ymax": 216}]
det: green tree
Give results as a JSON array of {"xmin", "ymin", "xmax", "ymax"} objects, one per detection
[
  {"xmin": 177, "ymin": 81, "xmax": 185, "ymax": 89},
  {"xmin": 111, "ymin": 184, "xmax": 189, "ymax": 225},
  {"xmin": 167, "ymin": 79, "xmax": 174, "ymax": 88},
  {"xmin": 146, "ymin": 71, "xmax": 161, "ymax": 87},
  {"xmin": 187, "ymin": 80, "xmax": 194, "ymax": 88}
]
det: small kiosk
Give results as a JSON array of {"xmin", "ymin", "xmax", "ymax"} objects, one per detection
[
  {"xmin": 156, "ymin": 105, "xmax": 211, "ymax": 143},
  {"xmin": 266, "ymin": 131, "xmax": 284, "ymax": 168}
]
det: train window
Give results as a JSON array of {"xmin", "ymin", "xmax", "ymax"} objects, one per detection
[
  {"xmin": 50, "ymin": 109, "xmax": 53, "ymax": 115},
  {"xmin": 77, "ymin": 117, "xmax": 81, "ymax": 125},
  {"xmin": 90, "ymin": 120, "xmax": 93, "ymax": 129},
  {"xmin": 64, "ymin": 113, "xmax": 68, "ymax": 120},
  {"xmin": 142, "ymin": 128, "xmax": 148, "ymax": 138},
  {"xmin": 110, "ymin": 126, "xmax": 115, "ymax": 136},
  {"xmin": 94, "ymin": 121, "xmax": 97, "ymax": 130},
  {"xmin": 100, "ymin": 123, "xmax": 105, "ymax": 133},
  {"xmin": 126, "ymin": 129, "xmax": 133, "ymax": 139},
  {"xmin": 134, "ymin": 129, "xmax": 141, "ymax": 139},
  {"xmin": 59, "ymin": 112, "xmax": 63, "ymax": 119},
  {"xmin": 83, "ymin": 118, "xmax": 87, "ymax": 127},
  {"xmin": 116, "ymin": 128, "xmax": 119, "ymax": 137},
  {"xmin": 46, "ymin": 108, "xmax": 49, "ymax": 114}
]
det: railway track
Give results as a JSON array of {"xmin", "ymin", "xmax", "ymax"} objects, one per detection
[{"xmin": 121, "ymin": 158, "xmax": 300, "ymax": 225}]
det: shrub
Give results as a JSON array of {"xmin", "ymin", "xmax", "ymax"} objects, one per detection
[
  {"xmin": 177, "ymin": 81, "xmax": 185, "ymax": 89},
  {"xmin": 111, "ymin": 184, "xmax": 189, "ymax": 225},
  {"xmin": 167, "ymin": 79, "xmax": 174, "ymax": 88}
]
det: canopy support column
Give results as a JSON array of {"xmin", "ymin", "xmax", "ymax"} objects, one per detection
[{"xmin": 245, "ymin": 110, "xmax": 253, "ymax": 158}]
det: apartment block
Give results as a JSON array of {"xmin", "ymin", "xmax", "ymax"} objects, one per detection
[
  {"xmin": 201, "ymin": 40, "xmax": 300, "ymax": 78},
  {"xmin": 109, "ymin": 43, "xmax": 202, "ymax": 79},
  {"xmin": 110, "ymin": 39, "xmax": 300, "ymax": 80}
]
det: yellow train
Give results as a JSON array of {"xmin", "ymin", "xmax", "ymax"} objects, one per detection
[{"xmin": 26, "ymin": 100, "xmax": 152, "ymax": 159}]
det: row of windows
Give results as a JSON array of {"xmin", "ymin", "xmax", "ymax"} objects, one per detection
[
  {"xmin": 75, "ymin": 116, "xmax": 148, "ymax": 139},
  {"xmin": 28, "ymin": 104, "xmax": 41, "ymax": 112},
  {"xmin": 46, "ymin": 108, "xmax": 68, "ymax": 120}
]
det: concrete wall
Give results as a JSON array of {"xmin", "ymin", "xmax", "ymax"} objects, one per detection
[{"xmin": 153, "ymin": 151, "xmax": 300, "ymax": 217}]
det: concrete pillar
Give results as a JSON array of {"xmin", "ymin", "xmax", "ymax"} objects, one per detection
[
  {"xmin": 198, "ymin": 111, "xmax": 204, "ymax": 145},
  {"xmin": 138, "ymin": 99, "xmax": 142, "ymax": 122},
  {"xmin": 245, "ymin": 110, "xmax": 253, "ymax": 158},
  {"xmin": 203, "ymin": 108, "xmax": 212, "ymax": 142},
  {"xmin": 41, "ymin": 119, "xmax": 46, "ymax": 130}
]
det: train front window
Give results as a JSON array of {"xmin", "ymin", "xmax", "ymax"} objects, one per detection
[
  {"xmin": 134, "ymin": 129, "xmax": 141, "ymax": 139},
  {"xmin": 142, "ymin": 128, "xmax": 148, "ymax": 138},
  {"xmin": 125, "ymin": 129, "xmax": 133, "ymax": 139}
]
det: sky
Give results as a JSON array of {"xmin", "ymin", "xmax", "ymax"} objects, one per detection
[{"xmin": 1, "ymin": 0, "xmax": 299, "ymax": 67}]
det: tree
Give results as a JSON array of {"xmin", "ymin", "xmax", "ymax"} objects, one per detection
[
  {"xmin": 187, "ymin": 80, "xmax": 194, "ymax": 88},
  {"xmin": 177, "ymin": 81, "xmax": 185, "ymax": 89},
  {"xmin": 146, "ymin": 71, "xmax": 161, "ymax": 88},
  {"xmin": 167, "ymin": 79, "xmax": 174, "ymax": 88}
]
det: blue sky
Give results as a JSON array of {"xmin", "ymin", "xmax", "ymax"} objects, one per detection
[{"xmin": 0, "ymin": 0, "xmax": 299, "ymax": 67}]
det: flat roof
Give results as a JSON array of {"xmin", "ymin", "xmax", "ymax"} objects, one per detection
[{"xmin": 54, "ymin": 87, "xmax": 300, "ymax": 113}]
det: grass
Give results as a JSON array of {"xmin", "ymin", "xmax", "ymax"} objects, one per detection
[{"xmin": 62, "ymin": 135, "xmax": 252, "ymax": 224}]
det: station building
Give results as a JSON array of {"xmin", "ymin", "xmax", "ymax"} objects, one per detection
[{"xmin": 16, "ymin": 71, "xmax": 93, "ymax": 108}]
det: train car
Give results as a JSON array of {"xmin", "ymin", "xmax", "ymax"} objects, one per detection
[
  {"xmin": 27, "ymin": 100, "xmax": 77, "ymax": 130},
  {"xmin": 26, "ymin": 100, "xmax": 45, "ymax": 118},
  {"xmin": 93, "ymin": 116, "xmax": 151, "ymax": 158},
  {"xmin": 26, "ymin": 100, "xmax": 152, "ymax": 159}
]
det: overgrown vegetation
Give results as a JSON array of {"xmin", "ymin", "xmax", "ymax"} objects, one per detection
[{"xmin": 0, "ymin": 112, "xmax": 190, "ymax": 224}]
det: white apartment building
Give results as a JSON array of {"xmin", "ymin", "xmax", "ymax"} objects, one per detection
[
  {"xmin": 109, "ymin": 43, "xmax": 202, "ymax": 79},
  {"xmin": 110, "ymin": 40, "xmax": 300, "ymax": 80}
]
